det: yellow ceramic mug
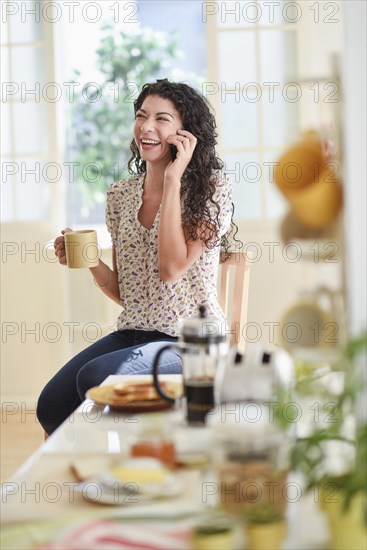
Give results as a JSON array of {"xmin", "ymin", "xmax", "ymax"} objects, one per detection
[{"xmin": 64, "ymin": 230, "xmax": 100, "ymax": 268}]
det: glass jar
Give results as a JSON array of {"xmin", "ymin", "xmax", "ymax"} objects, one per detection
[
  {"xmin": 128, "ymin": 412, "xmax": 176, "ymax": 467},
  {"xmin": 208, "ymin": 402, "xmax": 291, "ymax": 524}
]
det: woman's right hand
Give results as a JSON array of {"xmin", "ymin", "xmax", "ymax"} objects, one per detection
[{"xmin": 54, "ymin": 227, "xmax": 72, "ymax": 265}]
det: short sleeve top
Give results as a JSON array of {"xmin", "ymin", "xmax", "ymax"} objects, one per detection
[{"xmin": 106, "ymin": 170, "xmax": 233, "ymax": 337}]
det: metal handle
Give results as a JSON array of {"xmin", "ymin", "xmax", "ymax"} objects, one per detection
[{"xmin": 152, "ymin": 344, "xmax": 181, "ymax": 404}]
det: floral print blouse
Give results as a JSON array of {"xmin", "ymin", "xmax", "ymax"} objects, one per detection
[{"xmin": 106, "ymin": 171, "xmax": 233, "ymax": 337}]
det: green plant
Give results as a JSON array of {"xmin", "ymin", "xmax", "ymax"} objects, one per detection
[
  {"xmin": 291, "ymin": 334, "xmax": 367, "ymax": 523},
  {"xmin": 68, "ymin": 21, "xmax": 204, "ymax": 212},
  {"xmin": 322, "ymin": 424, "xmax": 366, "ymax": 518},
  {"xmin": 242, "ymin": 503, "xmax": 284, "ymax": 525}
]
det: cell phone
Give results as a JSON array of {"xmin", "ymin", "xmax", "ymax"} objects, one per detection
[{"xmin": 169, "ymin": 144, "xmax": 177, "ymax": 161}]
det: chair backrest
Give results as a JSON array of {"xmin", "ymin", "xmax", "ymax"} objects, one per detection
[{"xmin": 218, "ymin": 251, "xmax": 251, "ymax": 354}]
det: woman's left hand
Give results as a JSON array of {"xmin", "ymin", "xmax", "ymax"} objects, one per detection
[{"xmin": 164, "ymin": 129, "xmax": 197, "ymax": 182}]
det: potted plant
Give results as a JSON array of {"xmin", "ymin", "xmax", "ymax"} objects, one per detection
[
  {"xmin": 291, "ymin": 334, "xmax": 367, "ymax": 550},
  {"xmin": 241, "ymin": 504, "xmax": 287, "ymax": 550}
]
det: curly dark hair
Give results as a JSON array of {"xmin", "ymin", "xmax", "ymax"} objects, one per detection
[{"xmin": 127, "ymin": 79, "xmax": 239, "ymax": 260}]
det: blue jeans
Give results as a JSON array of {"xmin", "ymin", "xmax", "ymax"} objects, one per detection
[{"xmin": 36, "ymin": 330, "xmax": 181, "ymax": 435}]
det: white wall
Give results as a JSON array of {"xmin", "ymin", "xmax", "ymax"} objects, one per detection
[
  {"xmin": 341, "ymin": 0, "xmax": 367, "ymax": 336},
  {"xmin": 1, "ymin": 223, "xmax": 70, "ymax": 404}
]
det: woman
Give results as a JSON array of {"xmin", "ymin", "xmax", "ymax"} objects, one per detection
[{"xmin": 37, "ymin": 80, "xmax": 236, "ymax": 434}]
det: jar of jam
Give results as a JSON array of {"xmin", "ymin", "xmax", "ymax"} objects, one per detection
[{"xmin": 129, "ymin": 414, "xmax": 176, "ymax": 467}]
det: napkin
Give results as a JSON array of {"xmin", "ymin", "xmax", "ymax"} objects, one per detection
[
  {"xmin": 37, "ymin": 517, "xmax": 193, "ymax": 549},
  {"xmin": 1, "ymin": 502, "xmax": 202, "ymax": 550}
]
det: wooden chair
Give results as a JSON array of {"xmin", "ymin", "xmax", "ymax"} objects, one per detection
[{"xmin": 218, "ymin": 251, "xmax": 251, "ymax": 354}]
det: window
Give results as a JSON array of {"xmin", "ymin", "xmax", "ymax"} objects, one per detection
[
  {"xmin": 1, "ymin": 0, "xmax": 57, "ymax": 222},
  {"xmin": 205, "ymin": 0, "xmax": 300, "ymax": 221},
  {"xmin": 1, "ymin": 0, "xmax": 301, "ymax": 228}
]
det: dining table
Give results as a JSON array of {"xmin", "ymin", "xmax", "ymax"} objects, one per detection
[{"xmin": 1, "ymin": 375, "xmax": 331, "ymax": 549}]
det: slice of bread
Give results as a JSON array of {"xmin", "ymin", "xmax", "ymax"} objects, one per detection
[
  {"xmin": 113, "ymin": 381, "xmax": 153, "ymax": 396},
  {"xmin": 113, "ymin": 382, "xmax": 169, "ymax": 403},
  {"xmin": 113, "ymin": 381, "xmax": 170, "ymax": 401}
]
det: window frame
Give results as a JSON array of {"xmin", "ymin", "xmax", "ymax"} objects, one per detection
[
  {"xmin": 1, "ymin": 0, "xmax": 61, "ymax": 224},
  {"xmin": 205, "ymin": 1, "xmax": 301, "ymax": 225}
]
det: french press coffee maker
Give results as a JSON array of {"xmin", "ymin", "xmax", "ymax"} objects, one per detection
[{"xmin": 152, "ymin": 305, "xmax": 229, "ymax": 424}]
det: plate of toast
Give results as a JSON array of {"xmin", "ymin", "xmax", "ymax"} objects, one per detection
[{"xmin": 86, "ymin": 380, "xmax": 182, "ymax": 412}]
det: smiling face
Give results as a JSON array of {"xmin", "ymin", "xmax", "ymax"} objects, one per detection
[{"xmin": 133, "ymin": 95, "xmax": 183, "ymax": 165}]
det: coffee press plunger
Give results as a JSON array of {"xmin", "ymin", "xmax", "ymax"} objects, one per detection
[{"xmin": 152, "ymin": 305, "xmax": 230, "ymax": 424}]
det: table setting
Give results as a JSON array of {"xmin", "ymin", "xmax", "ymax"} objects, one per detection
[{"xmin": 3, "ymin": 306, "xmax": 358, "ymax": 550}]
